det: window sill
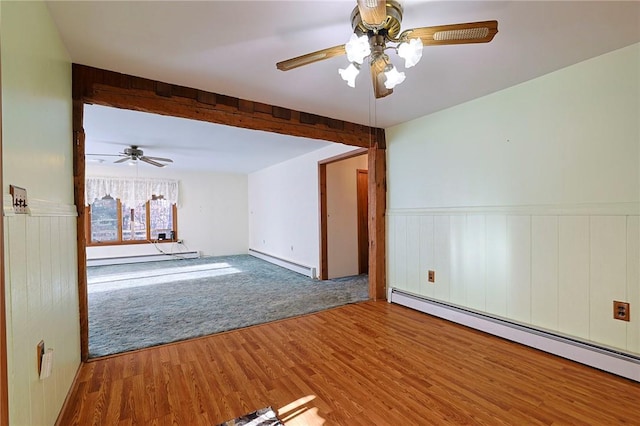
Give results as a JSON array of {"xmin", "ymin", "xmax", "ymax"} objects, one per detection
[{"xmin": 86, "ymin": 239, "xmax": 178, "ymax": 247}]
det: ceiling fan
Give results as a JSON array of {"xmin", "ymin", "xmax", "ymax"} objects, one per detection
[
  {"xmin": 276, "ymin": 0, "xmax": 498, "ymax": 98},
  {"xmin": 87, "ymin": 145, "xmax": 174, "ymax": 167}
]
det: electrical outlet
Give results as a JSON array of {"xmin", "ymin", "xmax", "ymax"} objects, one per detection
[
  {"xmin": 428, "ymin": 270, "xmax": 435, "ymax": 283},
  {"xmin": 613, "ymin": 301, "xmax": 630, "ymax": 322}
]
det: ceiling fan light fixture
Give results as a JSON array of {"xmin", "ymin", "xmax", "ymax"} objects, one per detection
[
  {"xmin": 275, "ymin": 0, "xmax": 498, "ymax": 100},
  {"xmin": 345, "ymin": 34, "xmax": 371, "ymax": 64},
  {"xmin": 338, "ymin": 62, "xmax": 361, "ymax": 88},
  {"xmin": 384, "ymin": 65, "xmax": 405, "ymax": 89},
  {"xmin": 397, "ymin": 37, "xmax": 423, "ymax": 68}
]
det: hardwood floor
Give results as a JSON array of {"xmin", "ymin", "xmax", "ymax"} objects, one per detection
[{"xmin": 57, "ymin": 301, "xmax": 640, "ymax": 425}]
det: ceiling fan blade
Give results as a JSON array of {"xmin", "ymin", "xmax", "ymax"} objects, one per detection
[
  {"xmin": 276, "ymin": 45, "xmax": 346, "ymax": 71},
  {"xmin": 140, "ymin": 157, "xmax": 166, "ymax": 167},
  {"xmin": 86, "ymin": 153, "xmax": 125, "ymax": 157},
  {"xmin": 114, "ymin": 157, "xmax": 130, "ymax": 163},
  {"xmin": 143, "ymin": 156, "xmax": 173, "ymax": 163},
  {"xmin": 357, "ymin": 0, "xmax": 387, "ymax": 27},
  {"xmin": 370, "ymin": 56, "xmax": 393, "ymax": 99},
  {"xmin": 401, "ymin": 20, "xmax": 498, "ymax": 46}
]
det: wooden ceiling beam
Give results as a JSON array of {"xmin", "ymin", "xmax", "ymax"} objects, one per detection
[{"xmin": 72, "ymin": 64, "xmax": 383, "ymax": 149}]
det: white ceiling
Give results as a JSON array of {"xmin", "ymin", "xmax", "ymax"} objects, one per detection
[
  {"xmin": 83, "ymin": 105, "xmax": 333, "ymax": 173},
  {"xmin": 47, "ymin": 1, "xmax": 640, "ymax": 173}
]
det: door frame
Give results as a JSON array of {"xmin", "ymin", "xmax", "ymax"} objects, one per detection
[{"xmin": 318, "ymin": 148, "xmax": 368, "ymax": 280}]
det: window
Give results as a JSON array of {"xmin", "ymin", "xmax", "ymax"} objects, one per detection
[
  {"xmin": 149, "ymin": 197, "xmax": 174, "ymax": 241},
  {"xmin": 86, "ymin": 195, "xmax": 177, "ymax": 245},
  {"xmin": 89, "ymin": 196, "xmax": 118, "ymax": 242}
]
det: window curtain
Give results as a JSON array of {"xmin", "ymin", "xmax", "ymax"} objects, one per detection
[{"xmin": 85, "ymin": 176, "xmax": 179, "ymax": 207}]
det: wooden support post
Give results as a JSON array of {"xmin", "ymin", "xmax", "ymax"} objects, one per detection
[
  {"xmin": 368, "ymin": 131, "xmax": 386, "ymax": 301},
  {"xmin": 72, "ymin": 98, "xmax": 89, "ymax": 361}
]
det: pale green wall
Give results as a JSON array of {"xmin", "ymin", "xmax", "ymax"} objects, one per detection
[
  {"xmin": 387, "ymin": 43, "xmax": 640, "ymax": 355},
  {"xmin": 2, "ymin": 1, "xmax": 74, "ymax": 203},
  {"xmin": 1, "ymin": 1, "xmax": 80, "ymax": 425}
]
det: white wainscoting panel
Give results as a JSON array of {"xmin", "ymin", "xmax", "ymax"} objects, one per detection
[
  {"xmin": 418, "ymin": 216, "xmax": 434, "ymax": 297},
  {"xmin": 433, "ymin": 216, "xmax": 451, "ymax": 301},
  {"xmin": 485, "ymin": 215, "xmax": 507, "ymax": 317},
  {"xmin": 449, "ymin": 215, "xmax": 466, "ymax": 306},
  {"xmin": 406, "ymin": 216, "xmax": 421, "ymax": 296},
  {"xmin": 395, "ymin": 215, "xmax": 408, "ymax": 291},
  {"xmin": 4, "ymin": 203, "xmax": 80, "ymax": 426},
  {"xmin": 387, "ymin": 217, "xmax": 397, "ymax": 294},
  {"xmin": 388, "ymin": 207, "xmax": 640, "ymax": 356},
  {"xmin": 507, "ymin": 215, "xmax": 532, "ymax": 324},
  {"xmin": 590, "ymin": 216, "xmax": 627, "ymax": 350},
  {"xmin": 627, "ymin": 216, "xmax": 640, "ymax": 353},
  {"xmin": 558, "ymin": 216, "xmax": 590, "ymax": 339},
  {"xmin": 465, "ymin": 215, "xmax": 486, "ymax": 312},
  {"xmin": 531, "ymin": 216, "xmax": 559, "ymax": 330}
]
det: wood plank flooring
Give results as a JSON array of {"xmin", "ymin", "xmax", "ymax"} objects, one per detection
[{"xmin": 57, "ymin": 301, "xmax": 640, "ymax": 425}]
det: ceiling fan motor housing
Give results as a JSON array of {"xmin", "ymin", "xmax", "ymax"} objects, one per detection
[
  {"xmin": 369, "ymin": 33, "xmax": 388, "ymax": 62},
  {"xmin": 124, "ymin": 146, "xmax": 144, "ymax": 159},
  {"xmin": 351, "ymin": 0, "xmax": 403, "ymax": 39}
]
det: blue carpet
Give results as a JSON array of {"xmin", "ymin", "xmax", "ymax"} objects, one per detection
[{"xmin": 88, "ymin": 254, "xmax": 368, "ymax": 357}]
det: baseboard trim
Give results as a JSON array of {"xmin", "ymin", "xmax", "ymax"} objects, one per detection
[
  {"xmin": 248, "ymin": 249, "xmax": 316, "ymax": 278},
  {"xmin": 390, "ymin": 289, "xmax": 640, "ymax": 382},
  {"xmin": 87, "ymin": 251, "xmax": 200, "ymax": 266}
]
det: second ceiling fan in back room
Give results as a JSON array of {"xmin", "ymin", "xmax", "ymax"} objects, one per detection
[
  {"xmin": 277, "ymin": 0, "xmax": 498, "ymax": 98},
  {"xmin": 87, "ymin": 145, "xmax": 174, "ymax": 168}
]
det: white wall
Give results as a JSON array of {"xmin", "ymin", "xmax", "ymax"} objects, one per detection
[
  {"xmin": 327, "ymin": 154, "xmax": 367, "ymax": 278},
  {"xmin": 387, "ymin": 43, "xmax": 640, "ymax": 355},
  {"xmin": 1, "ymin": 2, "xmax": 80, "ymax": 424},
  {"xmin": 85, "ymin": 164, "xmax": 248, "ymax": 259},
  {"xmin": 248, "ymin": 144, "xmax": 360, "ymax": 272}
]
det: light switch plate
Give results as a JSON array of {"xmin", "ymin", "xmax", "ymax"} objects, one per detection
[
  {"xmin": 10, "ymin": 185, "xmax": 28, "ymax": 214},
  {"xmin": 40, "ymin": 349, "xmax": 53, "ymax": 380}
]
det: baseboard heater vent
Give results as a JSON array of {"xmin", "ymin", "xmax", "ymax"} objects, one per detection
[
  {"xmin": 390, "ymin": 288, "xmax": 640, "ymax": 383},
  {"xmin": 248, "ymin": 248, "xmax": 316, "ymax": 278},
  {"xmin": 87, "ymin": 251, "xmax": 200, "ymax": 267}
]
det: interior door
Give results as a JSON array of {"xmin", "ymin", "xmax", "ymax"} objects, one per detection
[{"xmin": 356, "ymin": 169, "xmax": 369, "ymax": 274}]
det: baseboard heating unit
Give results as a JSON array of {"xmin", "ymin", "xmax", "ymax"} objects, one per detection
[
  {"xmin": 390, "ymin": 288, "xmax": 640, "ymax": 382},
  {"xmin": 87, "ymin": 251, "xmax": 200, "ymax": 267},
  {"xmin": 248, "ymin": 248, "xmax": 316, "ymax": 278}
]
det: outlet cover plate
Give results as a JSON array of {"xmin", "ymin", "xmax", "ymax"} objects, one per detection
[{"xmin": 613, "ymin": 301, "xmax": 630, "ymax": 322}]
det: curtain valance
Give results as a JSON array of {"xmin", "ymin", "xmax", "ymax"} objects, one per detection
[{"xmin": 85, "ymin": 176, "xmax": 179, "ymax": 207}]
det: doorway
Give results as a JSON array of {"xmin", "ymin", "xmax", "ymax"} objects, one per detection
[
  {"xmin": 357, "ymin": 169, "xmax": 368, "ymax": 274},
  {"xmin": 318, "ymin": 150, "xmax": 368, "ymax": 280},
  {"xmin": 73, "ymin": 65, "xmax": 387, "ymax": 360}
]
